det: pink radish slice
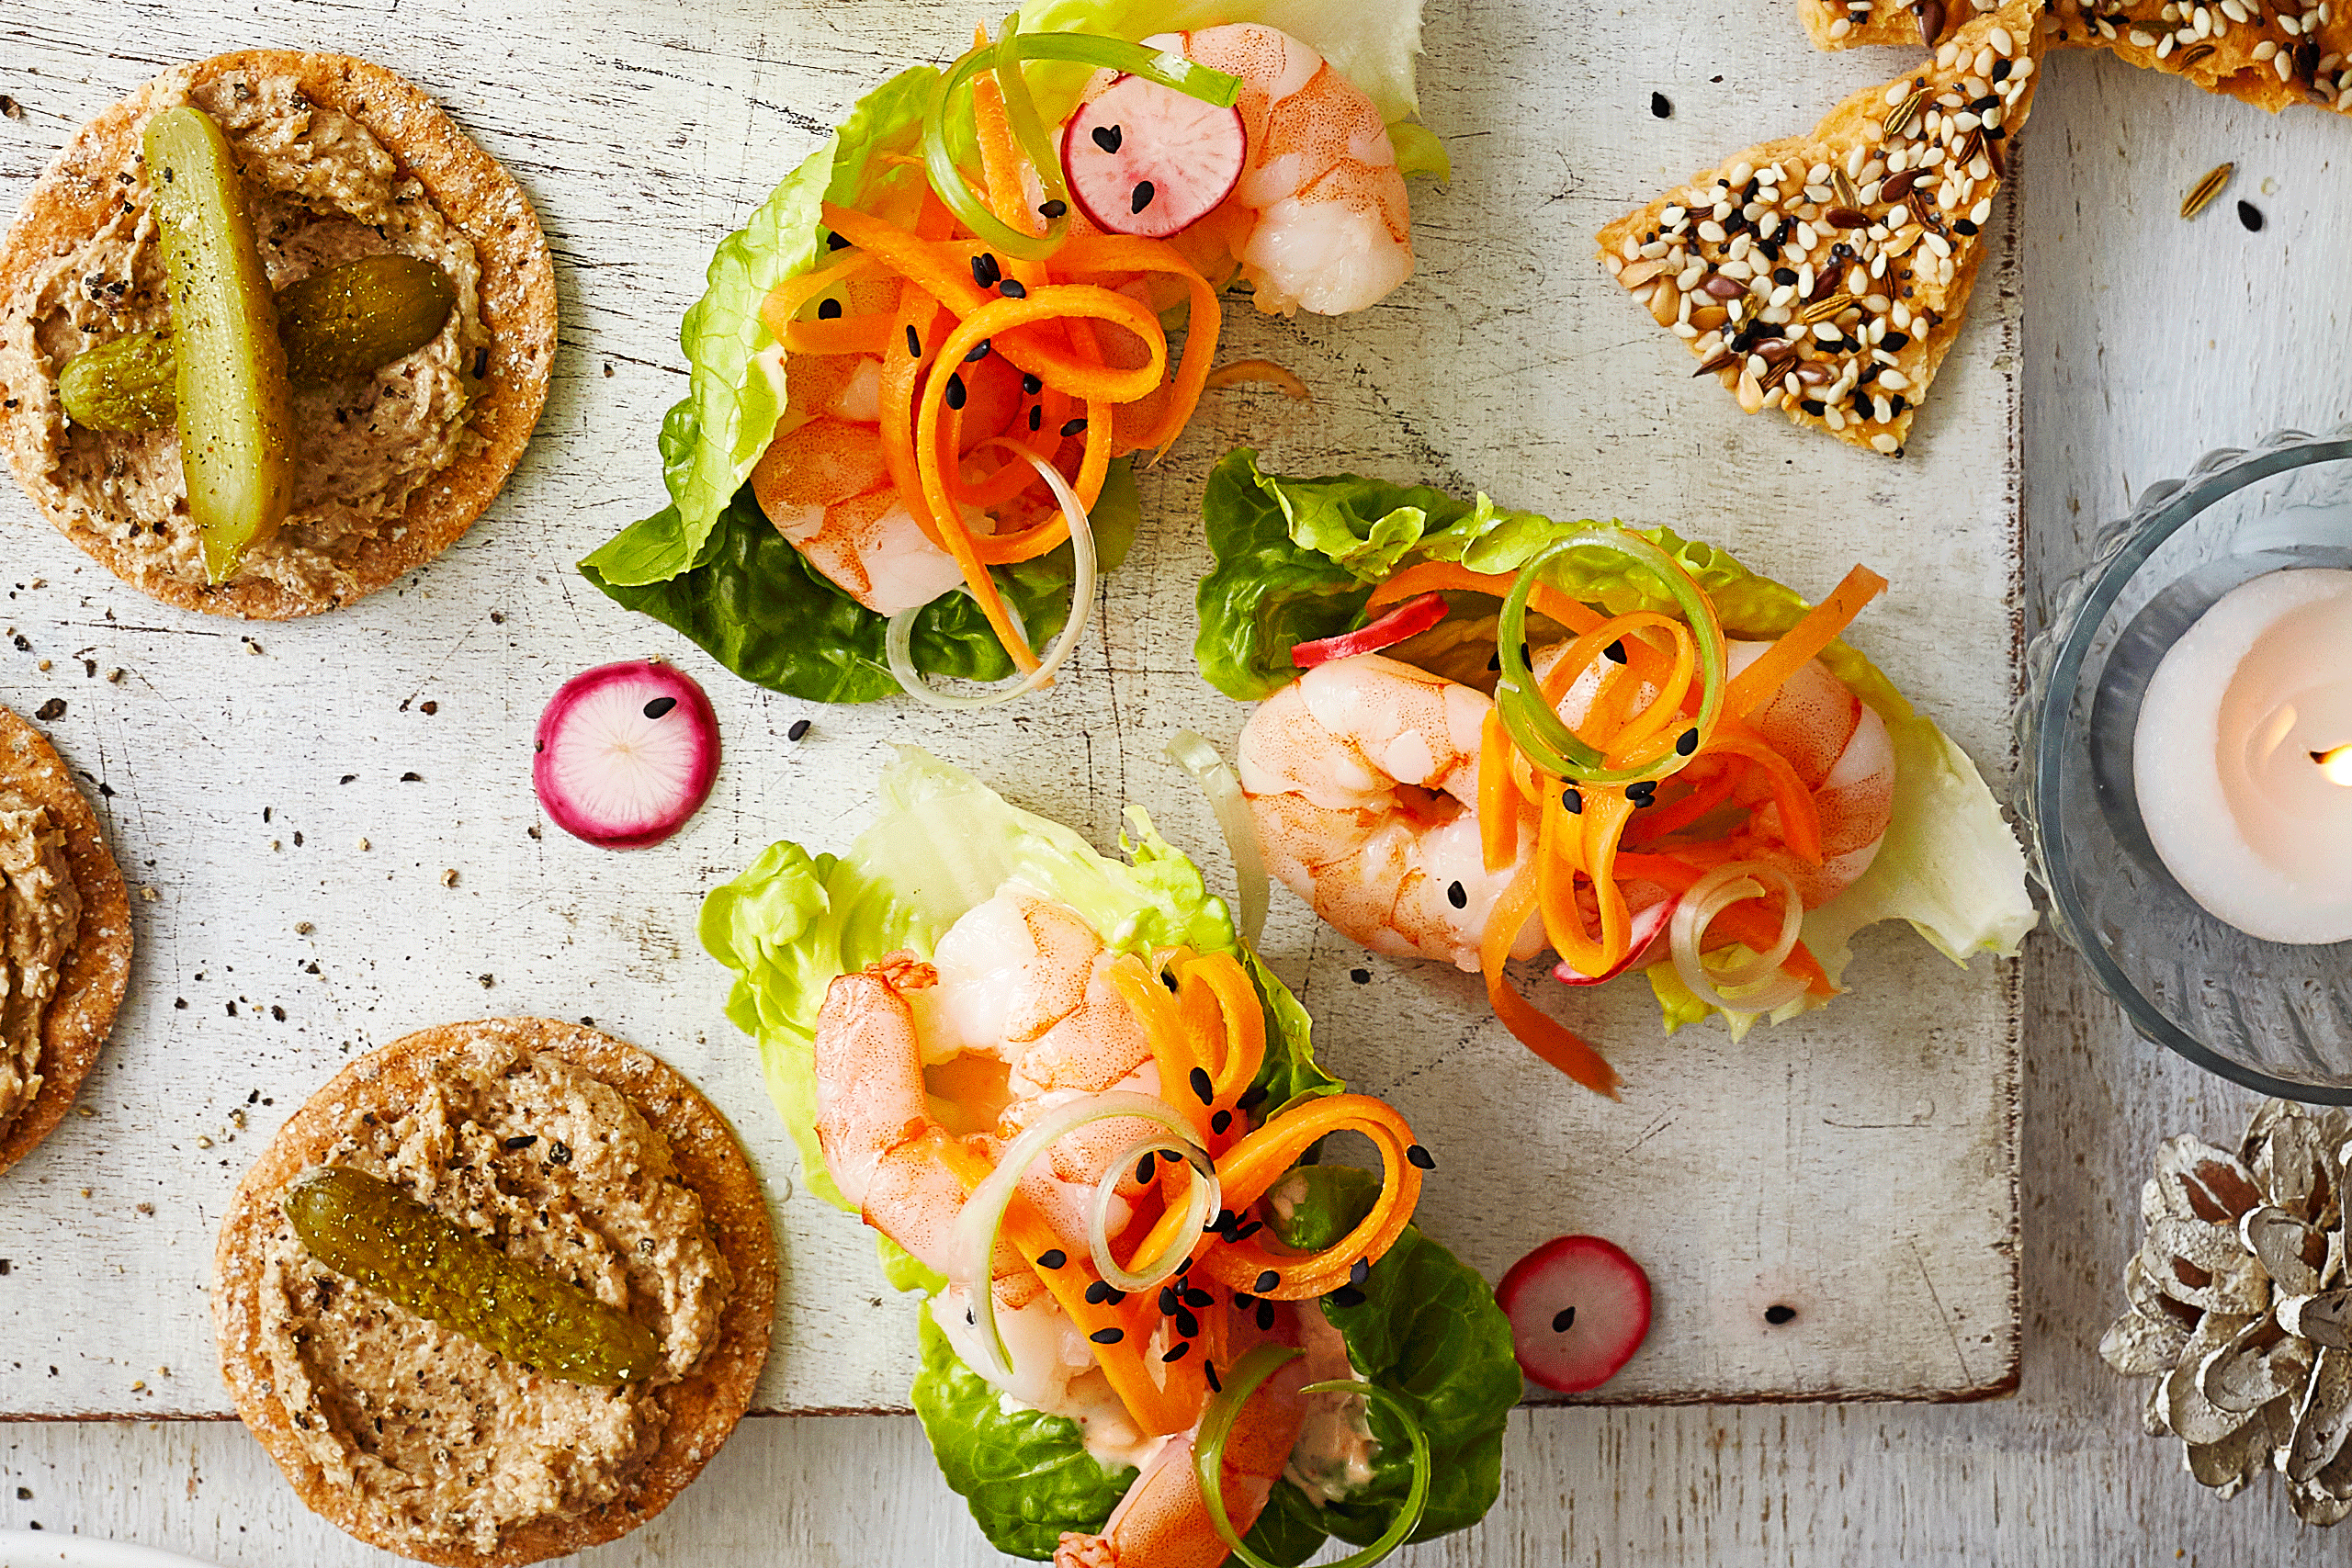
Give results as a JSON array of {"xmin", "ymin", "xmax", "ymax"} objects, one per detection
[
  {"xmin": 1059, "ymin": 74, "xmax": 1246, "ymax": 240},
  {"xmin": 534, "ymin": 660, "xmax": 719, "ymax": 849},
  {"xmin": 1496, "ymin": 1235, "xmax": 1653, "ymax": 1393},
  {"xmin": 1291, "ymin": 592, "xmax": 1451, "ymax": 669},
  {"xmin": 1553, "ymin": 897, "xmax": 1678, "ymax": 986}
]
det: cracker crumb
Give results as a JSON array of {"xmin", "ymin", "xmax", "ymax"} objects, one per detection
[
  {"xmin": 106, "ymin": 668, "xmax": 124, "ymax": 682},
  {"xmin": 441, "ymin": 868, "xmax": 459, "ymax": 887},
  {"xmin": 195, "ymin": 1135, "xmax": 212, "ymax": 1149},
  {"xmin": 74, "ymin": 1107, "xmax": 92, "ymax": 1118},
  {"xmin": 356, "ymin": 837, "xmax": 370, "ymax": 852},
  {"xmin": 130, "ymin": 1380, "xmax": 145, "ymax": 1392},
  {"xmin": 135, "ymin": 1202, "xmax": 153, "ymax": 1215},
  {"xmin": 36, "ymin": 660, "xmax": 50, "ymax": 671},
  {"xmin": 293, "ymin": 920, "xmax": 312, "ymax": 935},
  {"xmin": 137, "ymin": 886, "xmax": 158, "ymax": 902}
]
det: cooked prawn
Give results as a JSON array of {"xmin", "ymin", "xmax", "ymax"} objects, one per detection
[
  {"xmin": 1053, "ymin": 1309, "xmax": 1310, "ymax": 1568},
  {"xmin": 1239, "ymin": 643, "xmax": 1894, "ymax": 970},
  {"xmin": 1238, "ymin": 652, "xmax": 1540, "ymax": 971},
  {"xmin": 1136, "ymin": 25, "xmax": 1414, "ymax": 317}
]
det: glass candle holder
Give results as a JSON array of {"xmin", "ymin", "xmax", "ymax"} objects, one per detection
[{"xmin": 2018, "ymin": 424, "xmax": 2352, "ymax": 1100}]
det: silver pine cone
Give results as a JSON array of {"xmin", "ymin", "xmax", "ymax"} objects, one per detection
[{"xmin": 2101, "ymin": 1100, "xmax": 2352, "ymax": 1523}]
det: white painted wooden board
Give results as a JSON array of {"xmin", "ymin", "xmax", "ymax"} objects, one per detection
[
  {"xmin": 0, "ymin": 0, "xmax": 2023, "ymax": 1430},
  {"xmin": 6, "ymin": 8, "xmax": 2350, "ymax": 1568}
]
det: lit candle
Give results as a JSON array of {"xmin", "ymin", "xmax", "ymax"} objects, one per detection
[{"xmin": 2133, "ymin": 569, "xmax": 2352, "ymax": 944}]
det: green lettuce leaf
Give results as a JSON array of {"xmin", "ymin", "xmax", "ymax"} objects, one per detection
[
  {"xmin": 699, "ymin": 746, "xmax": 1332, "ymax": 1210},
  {"xmin": 585, "ymin": 459, "xmax": 1137, "ymax": 703},
  {"xmin": 1199, "ymin": 447, "xmax": 2033, "ymax": 1034},
  {"xmin": 585, "ymin": 67, "xmax": 937, "ymax": 588},
  {"xmin": 1252, "ymin": 1168, "xmax": 1521, "ymax": 1552},
  {"xmin": 911, "ymin": 1310, "xmax": 1136, "ymax": 1560}
]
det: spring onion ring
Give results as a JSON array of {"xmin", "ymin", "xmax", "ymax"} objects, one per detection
[
  {"xmin": 1196, "ymin": 1344, "xmax": 1433, "ymax": 1568},
  {"xmin": 886, "ymin": 438, "xmax": 1096, "ymax": 709},
  {"xmin": 1166, "ymin": 730, "xmax": 1268, "ymax": 949},
  {"xmin": 950, "ymin": 1089, "xmax": 1216, "ymax": 1378},
  {"xmin": 922, "ymin": 23, "xmax": 1242, "ymax": 262},
  {"xmin": 1493, "ymin": 531, "xmax": 1727, "ymax": 786},
  {"xmin": 1087, "ymin": 1132, "xmax": 1222, "ymax": 1292},
  {"xmin": 1668, "ymin": 861, "xmax": 1808, "ymax": 1015}
]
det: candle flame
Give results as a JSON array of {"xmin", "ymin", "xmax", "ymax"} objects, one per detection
[{"xmin": 2315, "ymin": 745, "xmax": 2352, "ymax": 787}]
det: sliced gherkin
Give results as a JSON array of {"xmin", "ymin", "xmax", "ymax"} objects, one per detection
[
  {"xmin": 283, "ymin": 1166, "xmax": 662, "ymax": 1388},
  {"xmin": 141, "ymin": 105, "xmax": 295, "ymax": 583},
  {"xmin": 58, "ymin": 255, "xmax": 457, "ymax": 433}
]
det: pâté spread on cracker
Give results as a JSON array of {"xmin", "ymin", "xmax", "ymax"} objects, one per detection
[
  {"xmin": 211, "ymin": 1019, "xmax": 775, "ymax": 1566},
  {"xmin": 0, "ymin": 51, "xmax": 555, "ymax": 618},
  {"xmin": 0, "ymin": 704, "xmax": 130, "ymax": 1178}
]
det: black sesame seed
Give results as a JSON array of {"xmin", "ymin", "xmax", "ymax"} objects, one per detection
[
  {"xmin": 1239, "ymin": 1084, "xmax": 1268, "ymax": 1110},
  {"xmin": 1880, "ymin": 332, "xmax": 1911, "ymax": 351},
  {"xmin": 1765, "ymin": 1303, "xmax": 1798, "ymax": 1325},
  {"xmin": 1349, "ymin": 1258, "xmax": 1369, "ymax": 1287},
  {"xmin": 1189, "ymin": 1066, "xmax": 1215, "ymax": 1105},
  {"xmin": 1184, "ymin": 1286, "xmax": 1215, "ymax": 1310},
  {"xmin": 1772, "ymin": 266, "xmax": 1798, "ymax": 286},
  {"xmin": 1090, "ymin": 1326, "xmax": 1125, "ymax": 1345},
  {"xmin": 787, "ymin": 717, "xmax": 812, "ymax": 741},
  {"xmin": 1021, "ymin": 372, "xmax": 1042, "ymax": 395},
  {"xmin": 1061, "ymin": 417, "xmax": 1088, "ymax": 438},
  {"xmin": 1406, "ymin": 1144, "xmax": 1436, "ymax": 1171},
  {"xmin": 965, "ymin": 339, "xmax": 991, "ymax": 363},
  {"xmin": 905, "ymin": 324, "xmax": 922, "ymax": 357},
  {"xmin": 1176, "ymin": 1306, "xmax": 1201, "ymax": 1337},
  {"xmin": 1257, "ymin": 1303, "xmax": 1277, "ymax": 1331},
  {"xmin": 1028, "ymin": 405, "xmax": 1044, "ymax": 432},
  {"xmin": 827, "ymin": 231, "xmax": 852, "ymax": 251},
  {"xmin": 503, "ymin": 1134, "xmax": 537, "ymax": 1151},
  {"xmin": 970, "ymin": 252, "xmax": 1001, "ymax": 288},
  {"xmin": 1136, "ymin": 1151, "xmax": 1156, "ymax": 1185},
  {"xmin": 1254, "ymin": 1269, "xmax": 1279, "ymax": 1293},
  {"xmin": 1329, "ymin": 1285, "xmax": 1367, "ymax": 1309},
  {"xmin": 1677, "ymin": 728, "xmax": 1700, "ymax": 756},
  {"xmin": 2238, "ymin": 199, "xmax": 2266, "ymax": 231},
  {"xmin": 1131, "ymin": 181, "xmax": 1157, "ymax": 214},
  {"xmin": 1232, "ymin": 1292, "xmax": 1256, "ymax": 1310},
  {"xmin": 1350, "ymin": 968, "xmax": 1371, "ymax": 985},
  {"xmin": 1604, "ymin": 639, "xmax": 1628, "ymax": 664},
  {"xmin": 1204, "ymin": 1361, "xmax": 1222, "ymax": 1393},
  {"xmin": 1447, "ymin": 880, "xmax": 1468, "ymax": 909},
  {"xmin": 1000, "ymin": 278, "xmax": 1027, "ymax": 299},
  {"xmin": 1091, "ymin": 124, "xmax": 1124, "ymax": 153},
  {"xmin": 1553, "ymin": 1306, "xmax": 1577, "ymax": 1333},
  {"xmin": 1210, "ymin": 1109, "xmax": 1233, "ymax": 1136},
  {"xmin": 1162, "ymin": 1341, "xmax": 1192, "ymax": 1363},
  {"xmin": 1562, "ymin": 787, "xmax": 1584, "ymax": 816},
  {"xmin": 817, "ymin": 297, "xmax": 842, "ymax": 320},
  {"xmin": 1159, "ymin": 1284, "xmax": 1180, "ymax": 1314},
  {"xmin": 1085, "ymin": 1280, "xmax": 1114, "ymax": 1304},
  {"xmin": 1650, "ymin": 91, "xmax": 1673, "ymax": 118},
  {"xmin": 1953, "ymin": 220, "xmax": 1978, "ymax": 236},
  {"xmin": 1039, "ymin": 198, "xmax": 1068, "ymax": 220},
  {"xmin": 1037, "ymin": 1248, "xmax": 1068, "ymax": 1269},
  {"xmin": 642, "ymin": 695, "xmax": 677, "ymax": 720},
  {"xmin": 1232, "ymin": 1219, "xmax": 1262, "ymax": 1241},
  {"xmin": 1800, "ymin": 400, "xmax": 1826, "ymax": 417}
]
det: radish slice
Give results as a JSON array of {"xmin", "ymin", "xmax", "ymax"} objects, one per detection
[
  {"xmin": 1496, "ymin": 1234, "xmax": 1653, "ymax": 1394},
  {"xmin": 1292, "ymin": 592, "xmax": 1450, "ymax": 670},
  {"xmin": 1060, "ymin": 73, "xmax": 1246, "ymax": 239},
  {"xmin": 533, "ymin": 660, "xmax": 719, "ymax": 849},
  {"xmin": 1553, "ymin": 897, "xmax": 1678, "ymax": 986}
]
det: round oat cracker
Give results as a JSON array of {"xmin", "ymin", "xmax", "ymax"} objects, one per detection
[
  {"xmin": 0, "ymin": 51, "xmax": 557, "ymax": 619},
  {"xmin": 211, "ymin": 1019, "xmax": 778, "ymax": 1568},
  {"xmin": 0, "ymin": 705, "xmax": 131, "ymax": 1178}
]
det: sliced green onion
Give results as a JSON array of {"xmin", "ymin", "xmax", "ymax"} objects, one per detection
[
  {"xmin": 1087, "ymin": 1128, "xmax": 1220, "ymax": 1293},
  {"xmin": 1195, "ymin": 1344, "xmax": 1434, "ymax": 1568},
  {"xmin": 921, "ymin": 23, "xmax": 1242, "ymax": 262},
  {"xmin": 884, "ymin": 437, "xmax": 1095, "ymax": 709},
  {"xmin": 1493, "ymin": 530, "xmax": 1727, "ymax": 786},
  {"xmin": 949, "ymin": 1089, "xmax": 1212, "ymax": 1378},
  {"xmin": 1166, "ymin": 729, "xmax": 1267, "ymax": 950}
]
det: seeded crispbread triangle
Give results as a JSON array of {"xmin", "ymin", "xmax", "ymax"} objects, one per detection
[
  {"xmin": 211, "ymin": 1019, "xmax": 778, "ymax": 1568},
  {"xmin": 1799, "ymin": 0, "xmax": 2351, "ymax": 119},
  {"xmin": 0, "ymin": 705, "xmax": 130, "ymax": 1178},
  {"xmin": 0, "ymin": 51, "xmax": 556, "ymax": 620},
  {"xmin": 1598, "ymin": 0, "xmax": 2045, "ymax": 457}
]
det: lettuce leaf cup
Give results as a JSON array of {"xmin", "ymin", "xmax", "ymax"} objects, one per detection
[
  {"xmin": 701, "ymin": 748, "xmax": 1516, "ymax": 1563},
  {"xmin": 1193, "ymin": 448, "xmax": 2037, "ymax": 1096}
]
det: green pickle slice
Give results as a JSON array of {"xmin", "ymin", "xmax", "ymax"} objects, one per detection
[
  {"xmin": 59, "ymin": 256, "xmax": 456, "ymax": 433},
  {"xmin": 284, "ymin": 1166, "xmax": 662, "ymax": 1388},
  {"xmin": 141, "ymin": 105, "xmax": 295, "ymax": 583}
]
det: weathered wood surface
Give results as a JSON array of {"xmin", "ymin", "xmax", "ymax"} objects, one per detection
[
  {"xmin": 10, "ymin": 0, "xmax": 2340, "ymax": 1559},
  {"xmin": 0, "ymin": 0, "xmax": 2024, "ymax": 1427}
]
